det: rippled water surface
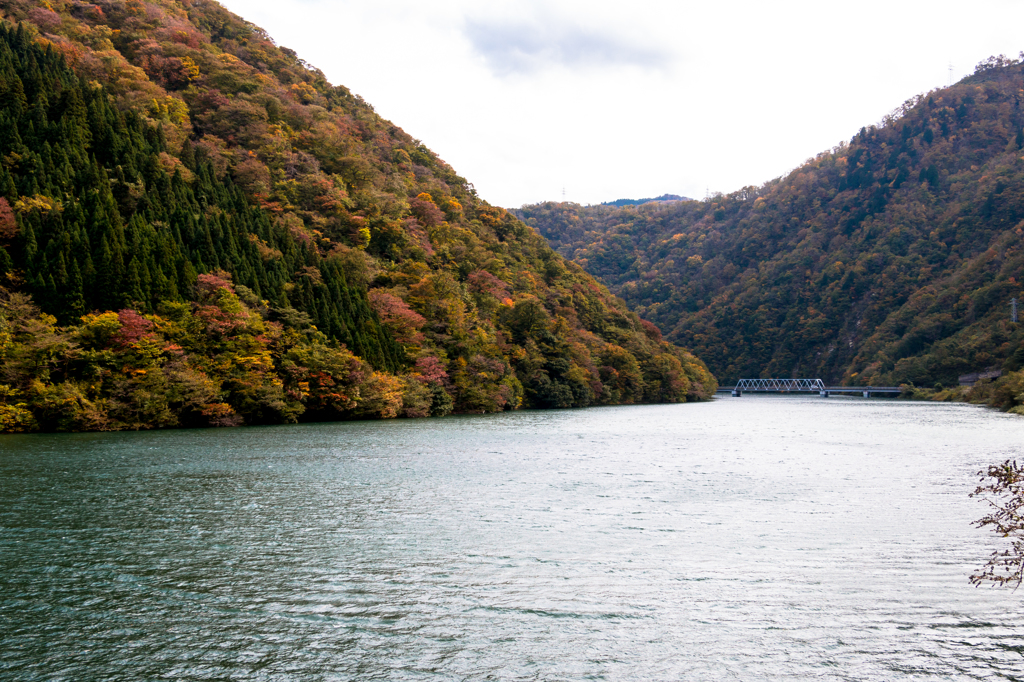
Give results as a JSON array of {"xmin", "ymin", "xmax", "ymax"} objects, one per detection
[{"xmin": 2, "ymin": 396, "xmax": 1024, "ymax": 680}]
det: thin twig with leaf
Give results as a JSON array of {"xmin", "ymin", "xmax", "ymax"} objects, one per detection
[{"xmin": 970, "ymin": 459, "xmax": 1024, "ymax": 588}]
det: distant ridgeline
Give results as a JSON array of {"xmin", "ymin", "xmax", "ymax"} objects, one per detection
[
  {"xmin": 521, "ymin": 55, "xmax": 1024, "ymax": 390},
  {"xmin": 0, "ymin": 1, "xmax": 715, "ymax": 434},
  {"xmin": 601, "ymin": 194, "xmax": 690, "ymax": 207}
]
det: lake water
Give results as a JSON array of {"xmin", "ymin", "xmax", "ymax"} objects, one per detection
[{"xmin": 2, "ymin": 396, "xmax": 1023, "ymax": 680}]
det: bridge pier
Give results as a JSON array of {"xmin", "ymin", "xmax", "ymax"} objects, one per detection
[
  {"xmin": 820, "ymin": 390, "xmax": 829, "ymax": 397},
  {"xmin": 731, "ymin": 389, "xmax": 741, "ymax": 397},
  {"xmin": 863, "ymin": 390, "xmax": 870, "ymax": 398}
]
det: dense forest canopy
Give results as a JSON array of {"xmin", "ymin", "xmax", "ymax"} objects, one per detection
[
  {"xmin": 522, "ymin": 55, "xmax": 1024, "ymax": 388},
  {"xmin": 0, "ymin": 0, "xmax": 715, "ymax": 433}
]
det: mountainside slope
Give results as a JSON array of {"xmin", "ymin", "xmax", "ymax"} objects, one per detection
[
  {"xmin": 522, "ymin": 57, "xmax": 1024, "ymax": 387},
  {"xmin": 0, "ymin": 0, "xmax": 714, "ymax": 432}
]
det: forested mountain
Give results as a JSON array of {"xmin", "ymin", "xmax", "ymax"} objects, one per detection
[
  {"xmin": 0, "ymin": 0, "xmax": 715, "ymax": 433},
  {"xmin": 522, "ymin": 57, "xmax": 1024, "ymax": 387}
]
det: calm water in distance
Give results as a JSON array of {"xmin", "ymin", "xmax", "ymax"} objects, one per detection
[{"xmin": 2, "ymin": 395, "xmax": 1023, "ymax": 681}]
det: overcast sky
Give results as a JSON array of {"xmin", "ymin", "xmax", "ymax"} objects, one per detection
[{"xmin": 220, "ymin": 0, "xmax": 1024, "ymax": 207}]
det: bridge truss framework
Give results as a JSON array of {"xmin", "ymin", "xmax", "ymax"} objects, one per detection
[
  {"xmin": 734, "ymin": 378, "xmax": 825, "ymax": 393},
  {"xmin": 724, "ymin": 379, "xmax": 902, "ymax": 397}
]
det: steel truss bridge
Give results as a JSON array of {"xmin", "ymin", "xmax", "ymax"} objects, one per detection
[{"xmin": 716, "ymin": 379, "xmax": 903, "ymax": 397}]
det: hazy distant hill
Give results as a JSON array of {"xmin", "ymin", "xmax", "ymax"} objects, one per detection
[
  {"xmin": 0, "ymin": 0, "xmax": 714, "ymax": 433},
  {"xmin": 600, "ymin": 194, "xmax": 691, "ymax": 207},
  {"xmin": 521, "ymin": 56, "xmax": 1024, "ymax": 387}
]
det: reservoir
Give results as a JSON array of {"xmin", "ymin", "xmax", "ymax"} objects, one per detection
[{"xmin": 2, "ymin": 396, "xmax": 1023, "ymax": 680}]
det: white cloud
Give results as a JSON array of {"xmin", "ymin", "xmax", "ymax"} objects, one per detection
[{"xmin": 463, "ymin": 14, "xmax": 671, "ymax": 76}]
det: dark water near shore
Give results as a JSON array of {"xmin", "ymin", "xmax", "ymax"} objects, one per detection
[{"xmin": 2, "ymin": 396, "xmax": 1023, "ymax": 680}]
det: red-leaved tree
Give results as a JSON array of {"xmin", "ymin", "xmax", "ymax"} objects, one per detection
[
  {"xmin": 368, "ymin": 290, "xmax": 426, "ymax": 345},
  {"xmin": 0, "ymin": 198, "xmax": 17, "ymax": 242}
]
